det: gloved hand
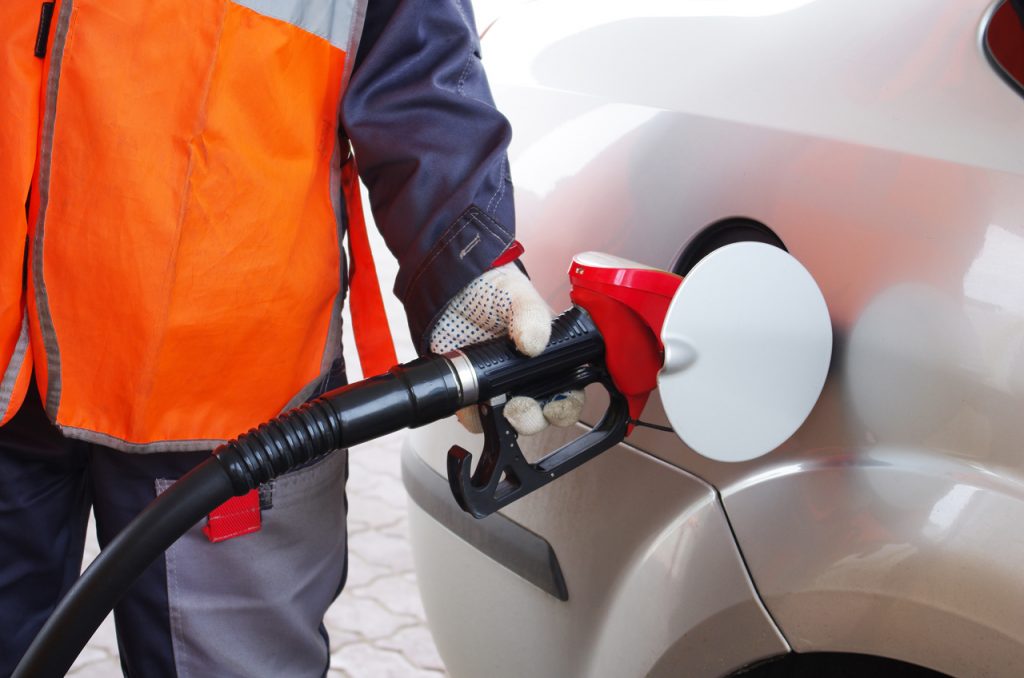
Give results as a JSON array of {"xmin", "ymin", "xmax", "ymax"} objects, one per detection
[{"xmin": 430, "ymin": 263, "xmax": 585, "ymax": 435}]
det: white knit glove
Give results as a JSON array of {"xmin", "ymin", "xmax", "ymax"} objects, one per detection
[{"xmin": 430, "ymin": 263, "xmax": 585, "ymax": 435}]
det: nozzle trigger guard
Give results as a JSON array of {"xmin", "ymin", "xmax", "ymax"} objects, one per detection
[{"xmin": 446, "ymin": 368, "xmax": 630, "ymax": 519}]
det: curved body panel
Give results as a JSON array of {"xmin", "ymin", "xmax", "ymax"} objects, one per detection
[
  {"xmin": 406, "ymin": 424, "xmax": 786, "ymax": 678},
  {"xmin": 723, "ymin": 451, "xmax": 1024, "ymax": 676},
  {"xmin": 407, "ymin": 0, "xmax": 1024, "ymax": 675}
]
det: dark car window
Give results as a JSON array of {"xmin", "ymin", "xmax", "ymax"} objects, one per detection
[{"xmin": 985, "ymin": 0, "xmax": 1024, "ymax": 98}]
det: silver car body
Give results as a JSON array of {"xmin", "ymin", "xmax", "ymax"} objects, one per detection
[{"xmin": 404, "ymin": 1, "xmax": 1024, "ymax": 676}]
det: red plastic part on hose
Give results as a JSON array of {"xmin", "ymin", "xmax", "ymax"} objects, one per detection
[{"xmin": 204, "ymin": 490, "xmax": 261, "ymax": 542}]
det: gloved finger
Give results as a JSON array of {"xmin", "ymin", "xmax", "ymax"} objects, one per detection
[
  {"xmin": 503, "ymin": 396, "xmax": 548, "ymax": 435},
  {"xmin": 458, "ymin": 390, "xmax": 586, "ymax": 436},
  {"xmin": 541, "ymin": 389, "xmax": 585, "ymax": 427},
  {"xmin": 504, "ymin": 390, "xmax": 586, "ymax": 436},
  {"xmin": 493, "ymin": 265, "xmax": 552, "ymax": 357},
  {"xmin": 457, "ymin": 398, "xmax": 549, "ymax": 436}
]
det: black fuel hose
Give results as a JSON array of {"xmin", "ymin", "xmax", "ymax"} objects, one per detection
[
  {"xmin": 12, "ymin": 461, "xmax": 236, "ymax": 678},
  {"xmin": 13, "ymin": 306, "xmax": 601, "ymax": 678}
]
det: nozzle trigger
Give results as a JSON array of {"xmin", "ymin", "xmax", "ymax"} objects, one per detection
[{"xmin": 446, "ymin": 368, "xmax": 630, "ymax": 519}]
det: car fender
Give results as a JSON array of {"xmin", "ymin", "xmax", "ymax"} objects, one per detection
[
  {"xmin": 404, "ymin": 422, "xmax": 791, "ymax": 678},
  {"xmin": 722, "ymin": 451, "xmax": 1024, "ymax": 677}
]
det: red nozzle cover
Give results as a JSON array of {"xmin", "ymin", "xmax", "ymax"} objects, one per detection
[{"xmin": 568, "ymin": 254, "xmax": 682, "ymax": 428}]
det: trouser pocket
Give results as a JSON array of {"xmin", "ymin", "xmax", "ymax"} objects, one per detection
[{"xmin": 160, "ymin": 448, "xmax": 348, "ymax": 678}]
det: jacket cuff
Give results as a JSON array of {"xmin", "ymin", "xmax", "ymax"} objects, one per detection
[{"xmin": 399, "ymin": 206, "xmax": 514, "ymax": 353}]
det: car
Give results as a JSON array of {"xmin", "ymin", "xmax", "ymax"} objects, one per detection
[{"xmin": 402, "ymin": 1, "xmax": 1024, "ymax": 676}]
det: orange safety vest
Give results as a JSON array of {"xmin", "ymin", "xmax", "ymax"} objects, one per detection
[{"xmin": 0, "ymin": 0, "xmax": 395, "ymax": 450}]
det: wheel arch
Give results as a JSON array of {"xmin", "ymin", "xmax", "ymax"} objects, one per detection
[{"xmin": 718, "ymin": 450, "xmax": 1024, "ymax": 677}]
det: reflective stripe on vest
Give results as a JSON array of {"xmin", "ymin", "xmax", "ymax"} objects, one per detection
[
  {"xmin": 0, "ymin": 2, "xmax": 45, "ymax": 425},
  {"xmin": 19, "ymin": 0, "xmax": 393, "ymax": 450},
  {"xmin": 0, "ymin": 315, "xmax": 33, "ymax": 426}
]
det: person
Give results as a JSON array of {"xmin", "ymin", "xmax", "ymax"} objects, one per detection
[{"xmin": 0, "ymin": 0, "xmax": 580, "ymax": 675}]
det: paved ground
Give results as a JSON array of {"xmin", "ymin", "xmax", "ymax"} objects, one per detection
[
  {"xmin": 69, "ymin": 219, "xmax": 448, "ymax": 676},
  {"xmin": 326, "ymin": 432, "xmax": 447, "ymax": 677}
]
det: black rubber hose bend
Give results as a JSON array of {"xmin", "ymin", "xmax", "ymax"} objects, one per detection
[
  {"xmin": 13, "ymin": 356, "xmax": 463, "ymax": 678},
  {"xmin": 214, "ymin": 355, "xmax": 463, "ymax": 494}
]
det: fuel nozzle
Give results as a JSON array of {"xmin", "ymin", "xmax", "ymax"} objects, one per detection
[{"xmin": 443, "ymin": 256, "xmax": 684, "ymax": 518}]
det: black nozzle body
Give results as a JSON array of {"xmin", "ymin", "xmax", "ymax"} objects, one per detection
[{"xmin": 458, "ymin": 305, "xmax": 604, "ymax": 401}]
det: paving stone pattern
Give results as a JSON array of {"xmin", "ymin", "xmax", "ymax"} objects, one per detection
[
  {"xmin": 70, "ymin": 432, "xmax": 447, "ymax": 677},
  {"xmin": 327, "ymin": 432, "xmax": 448, "ymax": 677}
]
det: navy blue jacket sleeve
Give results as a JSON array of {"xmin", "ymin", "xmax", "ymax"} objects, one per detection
[{"xmin": 342, "ymin": 0, "xmax": 516, "ymax": 352}]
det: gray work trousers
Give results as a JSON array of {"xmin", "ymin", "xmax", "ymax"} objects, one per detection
[{"xmin": 0, "ymin": 385, "xmax": 349, "ymax": 677}]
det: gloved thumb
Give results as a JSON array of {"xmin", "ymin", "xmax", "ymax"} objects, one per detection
[
  {"xmin": 490, "ymin": 264, "xmax": 551, "ymax": 357},
  {"xmin": 430, "ymin": 262, "xmax": 585, "ymax": 436}
]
